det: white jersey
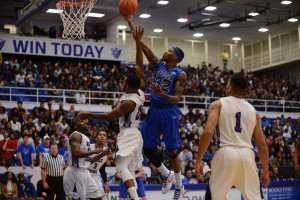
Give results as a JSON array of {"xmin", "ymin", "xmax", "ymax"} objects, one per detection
[
  {"xmin": 118, "ymin": 89, "xmax": 145, "ymax": 132},
  {"xmin": 88, "ymin": 144, "xmax": 107, "ymax": 175},
  {"xmin": 68, "ymin": 131, "xmax": 92, "ymax": 169},
  {"xmin": 217, "ymin": 96, "xmax": 257, "ymax": 149}
]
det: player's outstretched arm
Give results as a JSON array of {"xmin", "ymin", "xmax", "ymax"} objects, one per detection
[
  {"xmin": 76, "ymin": 100, "xmax": 135, "ymax": 122},
  {"xmin": 124, "ymin": 15, "xmax": 160, "ymax": 67},
  {"xmin": 195, "ymin": 100, "xmax": 221, "ymax": 181},
  {"xmin": 133, "ymin": 25, "xmax": 146, "ymax": 92},
  {"xmin": 253, "ymin": 112, "xmax": 270, "ymax": 188},
  {"xmin": 150, "ymin": 71, "xmax": 186, "ymax": 104},
  {"xmin": 295, "ymin": 137, "xmax": 300, "ymax": 174},
  {"xmin": 69, "ymin": 133, "xmax": 103, "ymax": 158}
]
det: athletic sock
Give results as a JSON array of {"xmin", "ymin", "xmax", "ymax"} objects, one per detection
[
  {"xmin": 128, "ymin": 187, "xmax": 139, "ymax": 200},
  {"xmin": 175, "ymin": 172, "xmax": 182, "ymax": 189},
  {"xmin": 158, "ymin": 163, "xmax": 170, "ymax": 177}
]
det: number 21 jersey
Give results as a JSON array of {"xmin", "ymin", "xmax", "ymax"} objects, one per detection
[{"xmin": 218, "ymin": 96, "xmax": 256, "ymax": 149}]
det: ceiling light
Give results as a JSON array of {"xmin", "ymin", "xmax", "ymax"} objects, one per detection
[
  {"xmin": 139, "ymin": 14, "xmax": 151, "ymax": 18},
  {"xmin": 288, "ymin": 18, "xmax": 298, "ymax": 22},
  {"xmin": 46, "ymin": 9, "xmax": 61, "ymax": 13},
  {"xmin": 258, "ymin": 28, "xmax": 268, "ymax": 32},
  {"xmin": 232, "ymin": 37, "xmax": 241, "ymax": 41},
  {"xmin": 219, "ymin": 23, "xmax": 230, "ymax": 27},
  {"xmin": 249, "ymin": 12, "xmax": 259, "ymax": 17},
  {"xmin": 281, "ymin": 1, "xmax": 292, "ymax": 5},
  {"xmin": 154, "ymin": 29, "xmax": 163, "ymax": 32},
  {"xmin": 157, "ymin": 0, "xmax": 169, "ymax": 5},
  {"xmin": 118, "ymin": 25, "xmax": 127, "ymax": 30},
  {"xmin": 177, "ymin": 18, "xmax": 188, "ymax": 23},
  {"xmin": 205, "ymin": 6, "xmax": 217, "ymax": 11},
  {"xmin": 193, "ymin": 33, "xmax": 203, "ymax": 37},
  {"xmin": 88, "ymin": 13, "xmax": 104, "ymax": 18}
]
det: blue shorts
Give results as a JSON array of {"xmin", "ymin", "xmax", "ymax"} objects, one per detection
[
  {"xmin": 142, "ymin": 104, "xmax": 181, "ymax": 149},
  {"xmin": 119, "ymin": 177, "xmax": 146, "ymax": 198}
]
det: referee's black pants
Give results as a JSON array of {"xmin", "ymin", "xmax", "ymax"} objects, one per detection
[{"xmin": 46, "ymin": 176, "xmax": 66, "ymax": 200}]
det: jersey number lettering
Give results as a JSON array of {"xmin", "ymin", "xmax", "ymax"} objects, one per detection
[
  {"xmin": 92, "ymin": 163, "xmax": 98, "ymax": 169},
  {"xmin": 235, "ymin": 112, "xmax": 242, "ymax": 133},
  {"xmin": 155, "ymin": 76, "xmax": 172, "ymax": 93}
]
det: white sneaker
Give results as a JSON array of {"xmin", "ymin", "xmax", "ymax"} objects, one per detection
[
  {"xmin": 162, "ymin": 171, "xmax": 174, "ymax": 194},
  {"xmin": 173, "ymin": 185, "xmax": 184, "ymax": 200}
]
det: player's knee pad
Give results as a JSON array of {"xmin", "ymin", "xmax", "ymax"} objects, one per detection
[
  {"xmin": 119, "ymin": 168, "xmax": 134, "ymax": 183},
  {"xmin": 168, "ymin": 149, "xmax": 178, "ymax": 160},
  {"xmin": 143, "ymin": 148, "xmax": 161, "ymax": 168}
]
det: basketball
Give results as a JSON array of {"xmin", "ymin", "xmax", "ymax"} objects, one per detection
[{"xmin": 119, "ymin": 0, "xmax": 138, "ymax": 16}]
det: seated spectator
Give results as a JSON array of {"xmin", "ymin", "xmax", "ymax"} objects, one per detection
[
  {"xmin": 179, "ymin": 147, "xmax": 193, "ymax": 174},
  {"xmin": 58, "ymin": 138, "xmax": 69, "ymax": 166},
  {"xmin": 58, "ymin": 118, "xmax": 69, "ymax": 133},
  {"xmin": 182, "ymin": 170, "xmax": 197, "ymax": 184},
  {"xmin": 47, "ymin": 120, "xmax": 57, "ymax": 136},
  {"xmin": 203, "ymin": 145, "xmax": 214, "ymax": 162},
  {"xmin": 36, "ymin": 136, "xmax": 50, "ymax": 166},
  {"xmin": 17, "ymin": 134, "xmax": 35, "ymax": 169},
  {"xmin": 1, "ymin": 171, "xmax": 19, "ymax": 200},
  {"xmin": 38, "ymin": 102, "xmax": 47, "ymax": 115},
  {"xmin": 17, "ymin": 173, "xmax": 37, "ymax": 200},
  {"xmin": 5, "ymin": 122, "xmax": 15, "ymax": 137},
  {"xmin": 283, "ymin": 128, "xmax": 291, "ymax": 140},
  {"xmin": 272, "ymin": 119, "xmax": 282, "ymax": 137},
  {"xmin": 282, "ymin": 122, "xmax": 292, "ymax": 135},
  {"xmin": 0, "ymin": 106, "xmax": 8, "ymax": 122},
  {"xmin": 202, "ymin": 165, "xmax": 211, "ymax": 182},
  {"xmin": 18, "ymin": 130, "xmax": 34, "ymax": 148},
  {"xmin": 270, "ymin": 166, "xmax": 279, "ymax": 180},
  {"xmin": 24, "ymin": 117, "xmax": 36, "ymax": 131},
  {"xmin": 0, "ymin": 131, "xmax": 17, "ymax": 166},
  {"xmin": 36, "ymin": 180, "xmax": 47, "ymax": 200},
  {"xmin": 52, "ymin": 130, "xmax": 61, "ymax": 144},
  {"xmin": 75, "ymin": 91, "xmax": 86, "ymax": 104},
  {"xmin": 11, "ymin": 117, "xmax": 21, "ymax": 134},
  {"xmin": 34, "ymin": 118, "xmax": 45, "ymax": 133}
]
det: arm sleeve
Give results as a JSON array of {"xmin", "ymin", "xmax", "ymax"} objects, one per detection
[{"xmin": 99, "ymin": 164, "xmax": 107, "ymax": 183}]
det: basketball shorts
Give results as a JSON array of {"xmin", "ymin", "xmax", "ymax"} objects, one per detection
[
  {"xmin": 207, "ymin": 146, "xmax": 262, "ymax": 200},
  {"xmin": 91, "ymin": 174, "xmax": 107, "ymax": 198},
  {"xmin": 116, "ymin": 128, "xmax": 143, "ymax": 172},
  {"xmin": 119, "ymin": 177, "xmax": 146, "ymax": 198},
  {"xmin": 63, "ymin": 166, "xmax": 101, "ymax": 200},
  {"xmin": 142, "ymin": 104, "xmax": 181, "ymax": 149}
]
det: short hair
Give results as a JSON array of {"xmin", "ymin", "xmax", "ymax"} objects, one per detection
[
  {"xmin": 126, "ymin": 74, "xmax": 141, "ymax": 90},
  {"xmin": 22, "ymin": 134, "xmax": 29, "ymax": 138},
  {"xmin": 175, "ymin": 47, "xmax": 184, "ymax": 61},
  {"xmin": 230, "ymin": 73, "xmax": 248, "ymax": 93},
  {"xmin": 50, "ymin": 143, "xmax": 58, "ymax": 148}
]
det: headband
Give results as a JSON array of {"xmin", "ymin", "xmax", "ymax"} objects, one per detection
[{"xmin": 172, "ymin": 47, "xmax": 182, "ymax": 63}]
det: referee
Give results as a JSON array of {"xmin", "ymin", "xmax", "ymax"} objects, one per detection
[{"xmin": 41, "ymin": 143, "xmax": 66, "ymax": 200}]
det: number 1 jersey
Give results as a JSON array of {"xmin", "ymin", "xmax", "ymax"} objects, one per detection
[
  {"xmin": 217, "ymin": 96, "xmax": 256, "ymax": 149},
  {"xmin": 119, "ymin": 89, "xmax": 145, "ymax": 132}
]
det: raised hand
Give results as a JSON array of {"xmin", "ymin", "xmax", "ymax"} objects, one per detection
[
  {"xmin": 149, "ymin": 83, "xmax": 164, "ymax": 97},
  {"xmin": 74, "ymin": 112, "xmax": 89, "ymax": 124},
  {"xmin": 133, "ymin": 25, "xmax": 144, "ymax": 43}
]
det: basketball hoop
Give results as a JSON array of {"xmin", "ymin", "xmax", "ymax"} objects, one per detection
[{"xmin": 57, "ymin": 0, "xmax": 97, "ymax": 39}]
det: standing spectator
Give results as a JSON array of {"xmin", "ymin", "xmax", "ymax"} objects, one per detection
[
  {"xmin": 17, "ymin": 173, "xmax": 37, "ymax": 200},
  {"xmin": 11, "ymin": 117, "xmax": 21, "ymax": 133},
  {"xmin": 179, "ymin": 147, "xmax": 193, "ymax": 174},
  {"xmin": 1, "ymin": 172, "xmax": 19, "ymax": 200},
  {"xmin": 58, "ymin": 138, "xmax": 69, "ymax": 166},
  {"xmin": 18, "ymin": 130, "xmax": 34, "ymax": 148},
  {"xmin": 41, "ymin": 143, "xmax": 66, "ymax": 200},
  {"xmin": 221, "ymin": 50, "xmax": 229, "ymax": 70},
  {"xmin": 0, "ymin": 131, "xmax": 17, "ymax": 166},
  {"xmin": 75, "ymin": 91, "xmax": 86, "ymax": 104},
  {"xmin": 17, "ymin": 134, "xmax": 35, "ymax": 169},
  {"xmin": 16, "ymin": 71, "xmax": 26, "ymax": 86},
  {"xmin": 36, "ymin": 136, "xmax": 50, "ymax": 167}
]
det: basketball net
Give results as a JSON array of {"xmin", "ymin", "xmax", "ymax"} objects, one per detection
[{"xmin": 57, "ymin": 0, "xmax": 97, "ymax": 39}]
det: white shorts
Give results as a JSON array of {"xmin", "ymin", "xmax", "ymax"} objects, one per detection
[
  {"xmin": 116, "ymin": 128, "xmax": 143, "ymax": 172},
  {"xmin": 91, "ymin": 174, "xmax": 106, "ymax": 198},
  {"xmin": 63, "ymin": 166, "xmax": 101, "ymax": 199},
  {"xmin": 208, "ymin": 146, "xmax": 261, "ymax": 200}
]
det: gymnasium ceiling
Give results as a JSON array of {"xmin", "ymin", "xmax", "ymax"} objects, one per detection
[{"xmin": 1, "ymin": 0, "xmax": 300, "ymax": 43}]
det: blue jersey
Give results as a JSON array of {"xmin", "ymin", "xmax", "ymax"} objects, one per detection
[
  {"xmin": 58, "ymin": 147, "xmax": 69, "ymax": 165},
  {"xmin": 150, "ymin": 61, "xmax": 182, "ymax": 105}
]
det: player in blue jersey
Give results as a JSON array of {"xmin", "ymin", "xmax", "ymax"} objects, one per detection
[{"xmin": 125, "ymin": 16, "xmax": 187, "ymax": 200}]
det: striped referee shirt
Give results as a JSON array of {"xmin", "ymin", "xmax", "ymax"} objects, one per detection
[{"xmin": 41, "ymin": 154, "xmax": 65, "ymax": 177}]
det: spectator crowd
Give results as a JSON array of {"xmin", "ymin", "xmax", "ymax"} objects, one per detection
[{"xmin": 0, "ymin": 56, "xmax": 299, "ymax": 199}]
